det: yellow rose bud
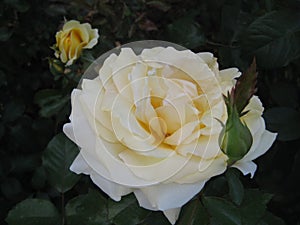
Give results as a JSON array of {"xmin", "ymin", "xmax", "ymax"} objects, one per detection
[{"xmin": 55, "ymin": 20, "xmax": 99, "ymax": 66}]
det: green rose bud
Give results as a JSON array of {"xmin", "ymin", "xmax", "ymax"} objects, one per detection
[
  {"xmin": 219, "ymin": 95, "xmax": 253, "ymax": 165},
  {"xmin": 219, "ymin": 59, "xmax": 257, "ymax": 166},
  {"xmin": 49, "ymin": 58, "xmax": 64, "ymax": 76}
]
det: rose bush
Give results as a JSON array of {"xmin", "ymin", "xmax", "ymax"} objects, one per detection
[
  {"xmin": 54, "ymin": 20, "xmax": 99, "ymax": 66},
  {"xmin": 63, "ymin": 45, "xmax": 276, "ymax": 224}
]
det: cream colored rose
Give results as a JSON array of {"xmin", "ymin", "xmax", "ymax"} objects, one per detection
[
  {"xmin": 63, "ymin": 46, "xmax": 276, "ymax": 224},
  {"xmin": 55, "ymin": 20, "xmax": 99, "ymax": 66}
]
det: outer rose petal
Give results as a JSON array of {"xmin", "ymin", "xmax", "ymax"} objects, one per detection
[
  {"xmin": 133, "ymin": 181, "xmax": 206, "ymax": 224},
  {"xmin": 70, "ymin": 153, "xmax": 131, "ymax": 201},
  {"xmin": 244, "ymin": 130, "xmax": 277, "ymax": 161},
  {"xmin": 69, "ymin": 89, "xmax": 155, "ymax": 186},
  {"xmin": 232, "ymin": 161, "xmax": 257, "ymax": 178},
  {"xmin": 232, "ymin": 128, "xmax": 277, "ymax": 178},
  {"xmin": 163, "ymin": 208, "xmax": 181, "ymax": 225},
  {"xmin": 82, "ymin": 23, "xmax": 99, "ymax": 49},
  {"xmin": 63, "ymin": 123, "xmax": 76, "ymax": 143},
  {"xmin": 231, "ymin": 96, "xmax": 277, "ymax": 177}
]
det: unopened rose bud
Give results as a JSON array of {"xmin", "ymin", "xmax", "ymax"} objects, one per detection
[
  {"xmin": 219, "ymin": 95, "xmax": 253, "ymax": 165},
  {"xmin": 49, "ymin": 58, "xmax": 64, "ymax": 75},
  {"xmin": 219, "ymin": 59, "xmax": 258, "ymax": 165},
  {"xmin": 54, "ymin": 20, "xmax": 99, "ymax": 66}
]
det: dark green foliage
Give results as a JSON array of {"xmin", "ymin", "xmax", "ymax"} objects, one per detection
[
  {"xmin": 65, "ymin": 190, "xmax": 108, "ymax": 225},
  {"xmin": 5, "ymin": 199, "xmax": 60, "ymax": 225},
  {"xmin": 42, "ymin": 133, "xmax": 80, "ymax": 193},
  {"xmin": 226, "ymin": 168, "xmax": 244, "ymax": 205},
  {"xmin": 242, "ymin": 10, "xmax": 300, "ymax": 69},
  {"xmin": 65, "ymin": 191, "xmax": 150, "ymax": 225},
  {"xmin": 203, "ymin": 196, "xmax": 242, "ymax": 225},
  {"xmin": 108, "ymin": 195, "xmax": 150, "ymax": 225},
  {"xmin": 1, "ymin": 0, "xmax": 299, "ymax": 224},
  {"xmin": 177, "ymin": 199, "xmax": 209, "ymax": 225}
]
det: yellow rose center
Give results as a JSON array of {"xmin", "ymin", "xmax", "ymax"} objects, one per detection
[
  {"xmin": 123, "ymin": 65, "xmax": 209, "ymax": 150},
  {"xmin": 62, "ymin": 29, "xmax": 84, "ymax": 57}
]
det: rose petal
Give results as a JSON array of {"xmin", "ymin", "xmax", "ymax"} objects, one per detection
[
  {"xmin": 70, "ymin": 153, "xmax": 91, "ymax": 175},
  {"xmin": 243, "ymin": 96, "xmax": 264, "ymax": 116},
  {"xmin": 99, "ymin": 53, "xmax": 118, "ymax": 88},
  {"xmin": 82, "ymin": 23, "xmax": 99, "ymax": 49},
  {"xmin": 164, "ymin": 121, "xmax": 199, "ymax": 146},
  {"xmin": 163, "ymin": 208, "xmax": 181, "ymax": 225},
  {"xmin": 93, "ymin": 138, "xmax": 156, "ymax": 186},
  {"xmin": 134, "ymin": 181, "xmax": 206, "ymax": 210},
  {"xmin": 242, "ymin": 130, "xmax": 277, "ymax": 162},
  {"xmin": 90, "ymin": 172, "xmax": 132, "ymax": 201},
  {"xmin": 197, "ymin": 52, "xmax": 219, "ymax": 77},
  {"xmin": 177, "ymin": 135, "xmax": 221, "ymax": 159},
  {"xmin": 167, "ymin": 154, "xmax": 227, "ymax": 184},
  {"xmin": 156, "ymin": 104, "xmax": 181, "ymax": 134},
  {"xmin": 63, "ymin": 20, "xmax": 81, "ymax": 31},
  {"xmin": 68, "ymin": 89, "xmax": 96, "ymax": 150},
  {"xmin": 219, "ymin": 68, "xmax": 241, "ymax": 82},
  {"xmin": 119, "ymin": 150, "xmax": 185, "ymax": 182},
  {"xmin": 119, "ymin": 150, "xmax": 226, "ymax": 184},
  {"xmin": 130, "ymin": 62, "xmax": 148, "ymax": 103},
  {"xmin": 232, "ymin": 161, "xmax": 257, "ymax": 178},
  {"xmin": 63, "ymin": 123, "xmax": 76, "ymax": 143},
  {"xmin": 69, "ymin": 89, "xmax": 153, "ymax": 186},
  {"xmin": 219, "ymin": 68, "xmax": 241, "ymax": 94},
  {"xmin": 70, "ymin": 153, "xmax": 131, "ymax": 201}
]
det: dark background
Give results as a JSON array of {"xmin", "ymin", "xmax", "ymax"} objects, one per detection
[{"xmin": 0, "ymin": 0, "xmax": 300, "ymax": 224}]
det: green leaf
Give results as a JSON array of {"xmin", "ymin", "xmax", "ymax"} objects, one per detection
[
  {"xmin": 258, "ymin": 212, "xmax": 286, "ymax": 225},
  {"xmin": 140, "ymin": 211, "xmax": 169, "ymax": 225},
  {"xmin": 202, "ymin": 196, "xmax": 242, "ymax": 225},
  {"xmin": 167, "ymin": 17, "xmax": 206, "ymax": 49},
  {"xmin": 34, "ymin": 89, "xmax": 69, "ymax": 118},
  {"xmin": 240, "ymin": 189, "xmax": 273, "ymax": 225},
  {"xmin": 108, "ymin": 194, "xmax": 149, "ymax": 225},
  {"xmin": 42, "ymin": 133, "xmax": 80, "ymax": 193},
  {"xmin": 242, "ymin": 10, "xmax": 300, "ymax": 68},
  {"xmin": 6, "ymin": 199, "xmax": 60, "ymax": 225},
  {"xmin": 65, "ymin": 190, "xmax": 109, "ymax": 225},
  {"xmin": 226, "ymin": 168, "xmax": 244, "ymax": 205},
  {"xmin": 263, "ymin": 107, "xmax": 300, "ymax": 141},
  {"xmin": 203, "ymin": 176, "xmax": 228, "ymax": 197},
  {"xmin": 177, "ymin": 199, "xmax": 209, "ymax": 225}
]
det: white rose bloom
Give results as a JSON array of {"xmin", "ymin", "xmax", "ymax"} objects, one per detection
[{"xmin": 63, "ymin": 45, "xmax": 276, "ymax": 224}]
